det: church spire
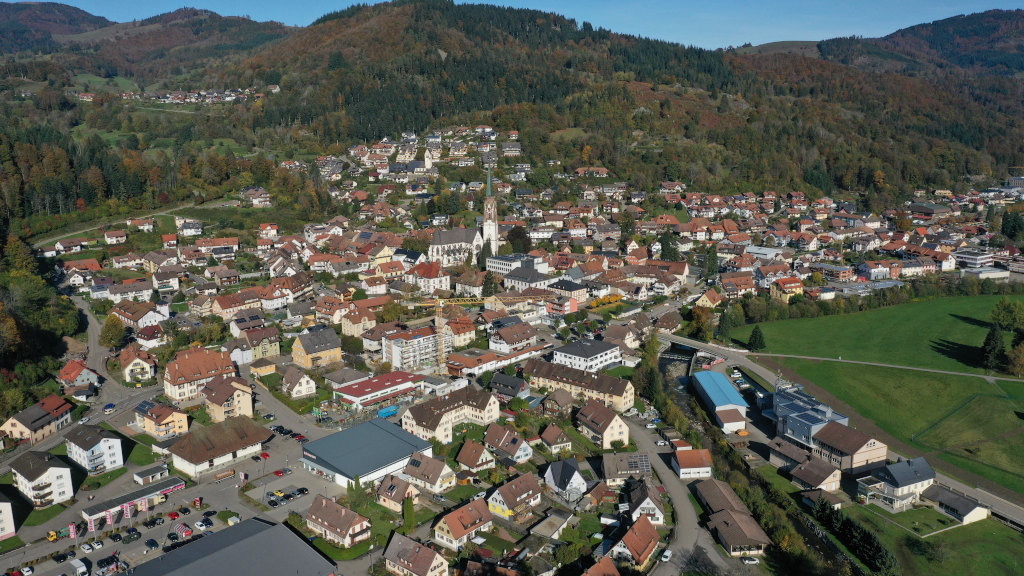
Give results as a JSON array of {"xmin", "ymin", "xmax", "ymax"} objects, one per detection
[{"xmin": 486, "ymin": 167, "xmax": 493, "ymax": 197}]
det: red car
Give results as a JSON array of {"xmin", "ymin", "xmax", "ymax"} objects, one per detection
[
  {"xmin": 260, "ymin": 452, "xmax": 270, "ymax": 459},
  {"xmin": 168, "ymin": 512, "xmax": 179, "ymax": 520},
  {"xmin": 273, "ymin": 470, "xmax": 285, "ymax": 477},
  {"xmin": 294, "ymin": 435, "xmax": 306, "ymax": 441}
]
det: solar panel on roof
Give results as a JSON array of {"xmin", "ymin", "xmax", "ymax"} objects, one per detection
[{"xmin": 135, "ymin": 400, "xmax": 156, "ymax": 414}]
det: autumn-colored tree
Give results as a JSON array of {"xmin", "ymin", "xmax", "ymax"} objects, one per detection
[
  {"xmin": 1007, "ymin": 343, "xmax": 1024, "ymax": 377},
  {"xmin": 99, "ymin": 315, "xmax": 126, "ymax": 348},
  {"xmin": 4, "ymin": 235, "xmax": 36, "ymax": 274}
]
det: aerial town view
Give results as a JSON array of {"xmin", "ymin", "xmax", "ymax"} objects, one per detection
[{"xmin": 0, "ymin": 1, "xmax": 1023, "ymax": 575}]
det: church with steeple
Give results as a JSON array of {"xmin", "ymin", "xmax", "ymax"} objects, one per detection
[{"xmin": 482, "ymin": 167, "xmax": 499, "ymax": 256}]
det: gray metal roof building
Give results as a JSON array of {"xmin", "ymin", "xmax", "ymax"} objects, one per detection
[
  {"xmin": 126, "ymin": 518, "xmax": 336, "ymax": 576},
  {"xmin": 301, "ymin": 418, "xmax": 432, "ymax": 486}
]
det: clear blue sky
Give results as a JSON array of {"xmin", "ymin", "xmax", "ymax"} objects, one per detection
[{"xmin": 53, "ymin": 0, "xmax": 1024, "ymax": 49}]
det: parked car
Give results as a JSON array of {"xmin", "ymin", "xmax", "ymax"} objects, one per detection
[
  {"xmin": 263, "ymin": 413, "xmax": 275, "ymax": 420},
  {"xmin": 110, "ymin": 533, "xmax": 122, "ymax": 542},
  {"xmin": 661, "ymin": 550, "xmax": 672, "ymax": 562},
  {"xmin": 296, "ymin": 487, "xmax": 309, "ymax": 495},
  {"xmin": 79, "ymin": 543, "xmax": 93, "ymax": 553},
  {"xmin": 273, "ymin": 470, "xmax": 285, "ymax": 477},
  {"xmin": 145, "ymin": 539, "xmax": 159, "ymax": 550},
  {"xmin": 91, "ymin": 540, "xmax": 103, "ymax": 550},
  {"xmin": 154, "ymin": 517, "xmax": 165, "ymax": 525},
  {"xmin": 53, "ymin": 554, "xmax": 67, "ymax": 564},
  {"xmin": 167, "ymin": 512, "xmax": 179, "ymax": 520},
  {"xmin": 167, "ymin": 533, "xmax": 179, "ymax": 543},
  {"xmin": 646, "ymin": 423, "xmax": 656, "ymax": 429},
  {"xmin": 203, "ymin": 510, "xmax": 217, "ymax": 518},
  {"xmin": 260, "ymin": 452, "xmax": 270, "ymax": 459},
  {"xmin": 178, "ymin": 507, "xmax": 191, "ymax": 515},
  {"xmin": 251, "ymin": 455, "xmax": 262, "ymax": 462},
  {"xmin": 432, "ymin": 494, "xmax": 446, "ymax": 503},
  {"xmin": 268, "ymin": 499, "xmax": 280, "ymax": 508},
  {"xmin": 740, "ymin": 557, "xmax": 760, "ymax": 565},
  {"xmin": 282, "ymin": 467, "xmax": 292, "ymax": 475},
  {"xmin": 656, "ymin": 440, "xmax": 668, "ymax": 446}
]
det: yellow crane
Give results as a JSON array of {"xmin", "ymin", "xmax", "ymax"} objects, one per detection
[{"xmin": 406, "ymin": 294, "xmax": 555, "ymax": 373}]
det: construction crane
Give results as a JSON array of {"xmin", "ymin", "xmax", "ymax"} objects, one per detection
[{"xmin": 405, "ymin": 294, "xmax": 554, "ymax": 374}]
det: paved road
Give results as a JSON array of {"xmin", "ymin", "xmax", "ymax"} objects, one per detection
[{"xmin": 624, "ymin": 418, "xmax": 734, "ymax": 575}]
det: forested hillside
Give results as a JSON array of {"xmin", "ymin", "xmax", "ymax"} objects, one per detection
[{"xmin": 0, "ymin": 1, "xmax": 1022, "ymax": 241}]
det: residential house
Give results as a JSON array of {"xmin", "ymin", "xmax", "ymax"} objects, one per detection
[
  {"xmin": 292, "ymin": 327, "xmax": 344, "ymax": 369},
  {"xmin": 524, "ymin": 359, "xmax": 634, "ymax": 412},
  {"xmin": 376, "ymin": 474, "xmax": 420, "ymax": 513},
  {"xmin": 489, "ymin": 322, "xmax": 538, "ymax": 354},
  {"xmin": 624, "ymin": 478, "xmax": 665, "ymax": 525},
  {"xmin": 694, "ymin": 479, "xmax": 771, "ymax": 557},
  {"xmin": 401, "ymin": 387, "xmax": 499, "ymax": 443},
  {"xmin": 305, "ymin": 495, "xmax": 372, "ymax": 549},
  {"xmin": 487, "ymin": 473, "xmax": 542, "ymax": 521},
  {"xmin": 455, "ymin": 440, "xmax": 495, "ymax": 473},
  {"xmin": 134, "ymin": 402, "xmax": 189, "ymax": 440},
  {"xmin": 770, "ymin": 277, "xmax": 804, "ymax": 303},
  {"xmin": 483, "ymin": 423, "xmax": 534, "ymax": 464},
  {"xmin": 109, "ymin": 300, "xmax": 166, "ymax": 330},
  {"xmin": 609, "ymin": 515, "xmax": 659, "ymax": 569},
  {"xmin": 489, "ymin": 373, "xmax": 529, "ymax": 402},
  {"xmin": 383, "ymin": 533, "xmax": 448, "ymax": 576},
  {"xmin": 282, "ymin": 367, "xmax": 317, "ymax": 399},
  {"xmin": 57, "ymin": 359, "xmax": 100, "ymax": 390},
  {"xmin": 601, "ymin": 452, "xmax": 652, "ymax": 488},
  {"xmin": 119, "ymin": 345, "xmax": 158, "ymax": 383},
  {"xmin": 10, "ymin": 451, "xmax": 73, "ymax": 508},
  {"xmin": 542, "ymin": 389, "xmax": 574, "ymax": 417},
  {"xmin": 539, "ymin": 424, "xmax": 572, "ymax": 455},
  {"xmin": 575, "ymin": 400, "xmax": 629, "ymax": 450},
  {"xmin": 201, "ymin": 376, "xmax": 254, "ymax": 422},
  {"xmin": 544, "ymin": 459, "xmax": 586, "ymax": 501},
  {"xmin": 402, "ymin": 454, "xmax": 456, "ymax": 494},
  {"xmin": 341, "ymin": 309, "xmax": 377, "ymax": 338},
  {"xmin": 0, "ymin": 395, "xmax": 74, "ymax": 445},
  {"xmin": 790, "ymin": 458, "xmax": 842, "ymax": 493},
  {"xmin": 857, "ymin": 458, "xmax": 936, "ymax": 512},
  {"xmin": 693, "ymin": 289, "xmax": 723, "ymax": 309},
  {"xmin": 433, "ymin": 499, "xmax": 493, "ymax": 551},
  {"xmin": 168, "ymin": 417, "xmax": 272, "ymax": 478},
  {"xmin": 65, "ymin": 424, "xmax": 124, "ymax": 475},
  {"xmin": 672, "ymin": 448, "xmax": 713, "ymax": 480},
  {"xmin": 163, "ymin": 347, "xmax": 236, "ymax": 403}
]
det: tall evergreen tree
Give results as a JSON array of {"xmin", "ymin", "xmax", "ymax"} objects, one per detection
[
  {"xmin": 748, "ymin": 324, "xmax": 766, "ymax": 351},
  {"xmin": 982, "ymin": 324, "xmax": 1005, "ymax": 372}
]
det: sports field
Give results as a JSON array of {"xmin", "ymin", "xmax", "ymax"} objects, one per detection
[
  {"xmin": 733, "ymin": 295, "xmax": 1021, "ymax": 375},
  {"xmin": 775, "ymin": 358, "xmax": 1024, "ymax": 496}
]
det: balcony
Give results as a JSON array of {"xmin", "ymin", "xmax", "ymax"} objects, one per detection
[{"xmin": 31, "ymin": 482, "xmax": 51, "ymax": 491}]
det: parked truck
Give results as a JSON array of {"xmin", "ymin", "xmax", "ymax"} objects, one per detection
[
  {"xmin": 47, "ymin": 527, "xmax": 70, "ymax": 542},
  {"xmin": 70, "ymin": 558, "xmax": 88, "ymax": 576}
]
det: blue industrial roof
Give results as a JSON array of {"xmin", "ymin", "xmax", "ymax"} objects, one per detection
[{"xmin": 693, "ymin": 371, "xmax": 748, "ymax": 409}]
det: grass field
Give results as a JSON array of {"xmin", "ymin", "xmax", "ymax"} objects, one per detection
[
  {"xmin": 0, "ymin": 535, "xmax": 24, "ymax": 554},
  {"xmin": 734, "ymin": 295, "xmax": 1021, "ymax": 375},
  {"xmin": 845, "ymin": 512, "xmax": 1024, "ymax": 576},
  {"xmin": 774, "ymin": 358, "xmax": 1024, "ymax": 495},
  {"xmin": 23, "ymin": 504, "xmax": 67, "ymax": 526}
]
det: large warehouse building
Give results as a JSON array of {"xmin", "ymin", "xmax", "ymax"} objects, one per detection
[
  {"xmin": 300, "ymin": 418, "xmax": 432, "ymax": 486},
  {"xmin": 692, "ymin": 371, "xmax": 748, "ymax": 433}
]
